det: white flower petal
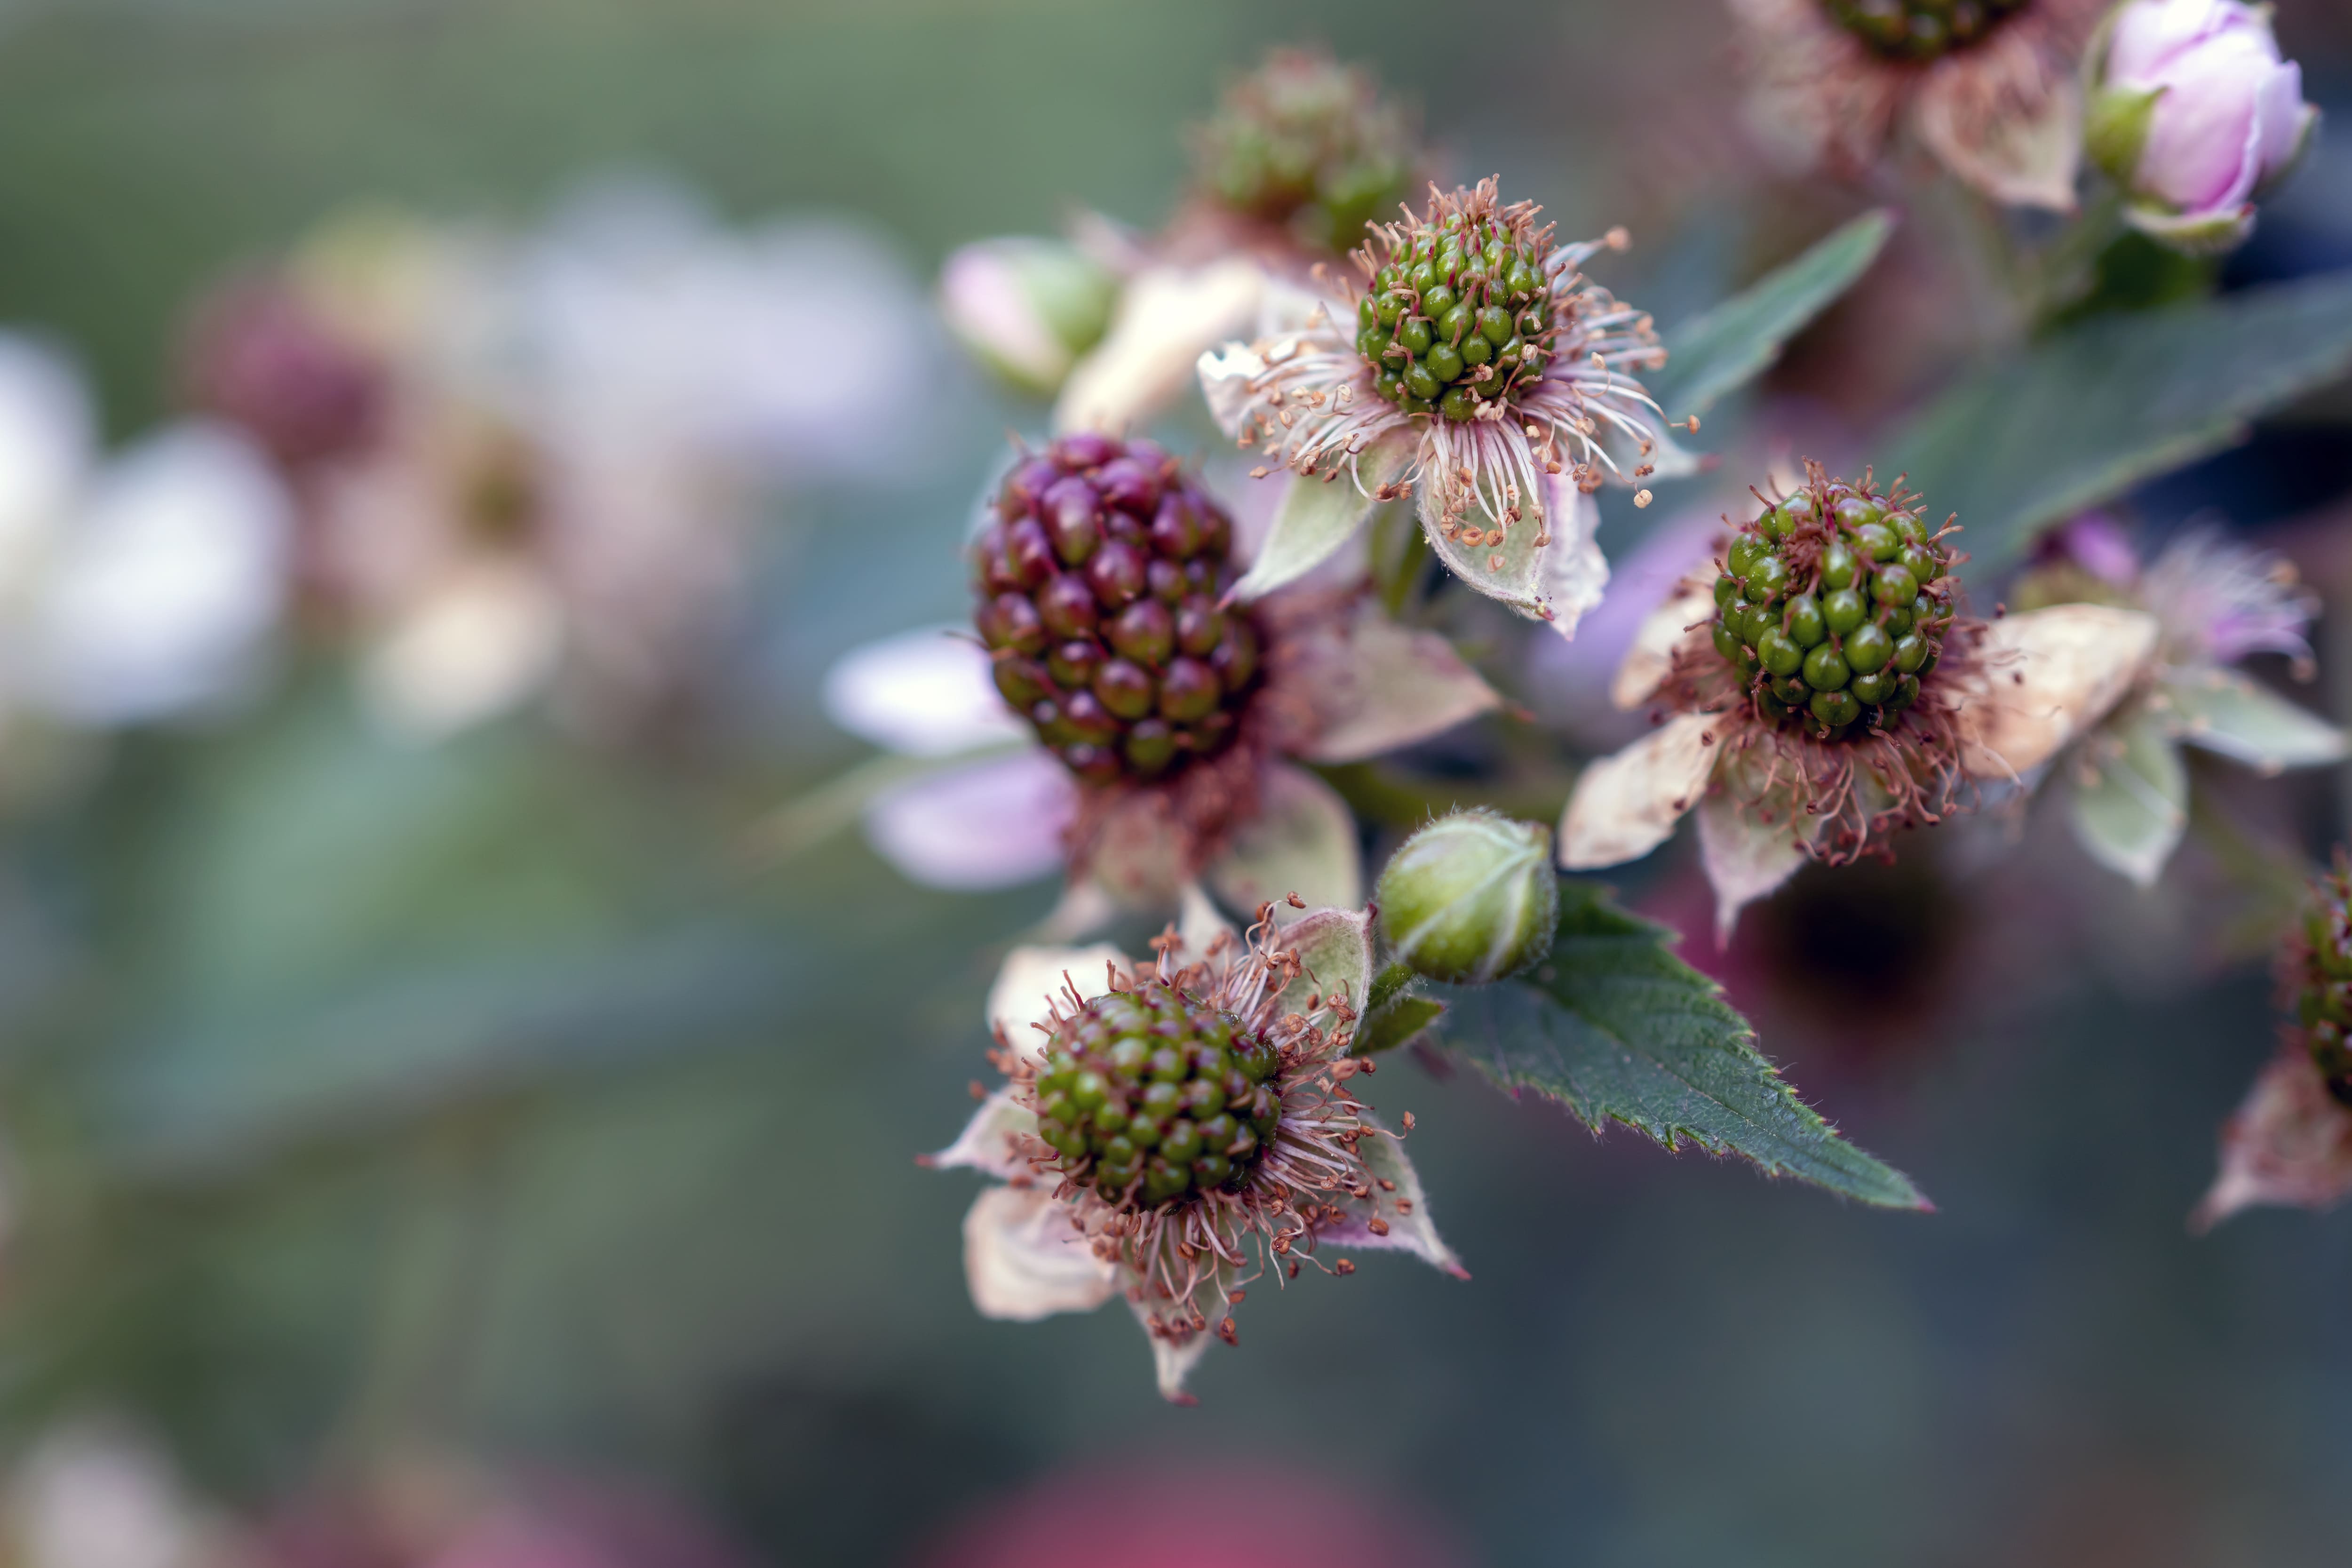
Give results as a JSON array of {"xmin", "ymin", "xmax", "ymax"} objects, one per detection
[
  {"xmin": 864, "ymin": 748, "xmax": 1076, "ymax": 891},
  {"xmin": 1557, "ymin": 710, "xmax": 1721, "ymax": 870},
  {"xmin": 1130, "ymin": 1299, "xmax": 1213, "ymax": 1405},
  {"xmin": 1535, "ymin": 474, "xmax": 1612, "ymax": 642},
  {"xmin": 1695, "ymin": 792, "xmax": 1812, "ymax": 946},
  {"xmin": 820, "ymin": 625, "xmax": 1027, "ymax": 758},
  {"xmin": 33, "ymin": 423, "xmax": 291, "ymax": 725},
  {"xmin": 1176, "ymin": 882, "xmax": 1238, "ymax": 967},
  {"xmin": 0, "ymin": 334, "xmax": 92, "ymax": 587},
  {"xmin": 360, "ymin": 557, "xmax": 566, "ymax": 742},
  {"xmin": 1055, "ymin": 258, "xmax": 1265, "ymax": 435},
  {"xmin": 962, "ymin": 1186, "xmax": 1116, "ymax": 1322},
  {"xmin": 9, "ymin": 1417, "xmax": 218, "ymax": 1568},
  {"xmin": 1206, "ymin": 764, "xmax": 1362, "ymax": 919},
  {"xmin": 1295, "ymin": 602, "xmax": 1501, "ymax": 765},
  {"xmin": 925, "ymin": 1090, "xmax": 1041, "ymax": 1180},
  {"xmin": 986, "ymin": 940, "xmax": 1129, "ymax": 1059},
  {"xmin": 1320, "ymin": 1115, "xmax": 1468, "ymax": 1278},
  {"xmin": 1915, "ymin": 60, "xmax": 2083, "ymax": 212},
  {"xmin": 1612, "ymin": 575, "xmax": 1715, "ymax": 711},
  {"xmin": 2193, "ymin": 1049, "xmax": 2352, "ymax": 1231},
  {"xmin": 1959, "ymin": 605, "xmax": 2161, "ymax": 779},
  {"xmin": 1197, "ymin": 342, "xmax": 1269, "ymax": 442}
]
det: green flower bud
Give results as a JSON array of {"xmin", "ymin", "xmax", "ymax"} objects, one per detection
[{"xmin": 1376, "ymin": 809, "xmax": 1559, "ymax": 985}]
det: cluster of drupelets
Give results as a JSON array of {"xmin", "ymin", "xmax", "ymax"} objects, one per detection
[
  {"xmin": 1029, "ymin": 981, "xmax": 1286, "ymax": 1206},
  {"xmin": 1825, "ymin": 0, "xmax": 2033, "ymax": 60},
  {"xmin": 2295, "ymin": 860, "xmax": 2352, "ymax": 1105},
  {"xmin": 1354, "ymin": 210, "xmax": 1559, "ymax": 421},
  {"xmin": 972, "ymin": 434, "xmax": 1266, "ymax": 786},
  {"xmin": 1193, "ymin": 48, "xmax": 1417, "ymax": 256},
  {"xmin": 1711, "ymin": 474, "xmax": 1960, "ymax": 738}
]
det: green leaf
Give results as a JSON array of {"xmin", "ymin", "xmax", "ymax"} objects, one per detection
[
  {"xmin": 2068, "ymin": 705, "xmax": 2187, "ymax": 888},
  {"xmin": 1437, "ymin": 881, "xmax": 1929, "ymax": 1209},
  {"xmin": 1885, "ymin": 271, "xmax": 2352, "ymax": 577},
  {"xmin": 2161, "ymin": 668, "xmax": 2348, "ymax": 772},
  {"xmin": 1648, "ymin": 210, "xmax": 1895, "ymax": 420}
]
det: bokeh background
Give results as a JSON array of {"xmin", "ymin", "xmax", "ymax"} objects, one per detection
[{"xmin": 0, "ymin": 2, "xmax": 2346, "ymax": 1565}]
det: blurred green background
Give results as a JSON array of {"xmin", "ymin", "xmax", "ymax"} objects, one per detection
[{"xmin": 0, "ymin": 2, "xmax": 2346, "ymax": 1566}]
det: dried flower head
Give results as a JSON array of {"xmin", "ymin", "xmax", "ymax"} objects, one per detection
[
  {"xmin": 930, "ymin": 903, "xmax": 1463, "ymax": 1400},
  {"xmin": 1200, "ymin": 178, "xmax": 1679, "ymax": 631},
  {"xmin": 1191, "ymin": 48, "xmax": 1419, "ymax": 257},
  {"xmin": 1561, "ymin": 462, "xmax": 2161, "ymax": 939},
  {"xmin": 1662, "ymin": 465, "xmax": 1980, "ymax": 863},
  {"xmin": 1731, "ymin": 0, "xmax": 2105, "ymax": 210}
]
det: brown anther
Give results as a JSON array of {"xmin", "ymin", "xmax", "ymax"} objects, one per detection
[
  {"xmin": 1334, "ymin": 1259, "xmax": 1357, "ymax": 1275},
  {"xmin": 1401, "ymin": 1112, "xmax": 1416, "ymax": 1132},
  {"xmin": 1286, "ymin": 891, "xmax": 1307, "ymax": 909},
  {"xmin": 1367, "ymin": 1217, "xmax": 1391, "ymax": 1236},
  {"xmin": 968, "ymin": 1080, "xmax": 985, "ymax": 1100}
]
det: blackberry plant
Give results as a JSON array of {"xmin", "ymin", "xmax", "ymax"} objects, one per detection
[{"xmin": 1824, "ymin": 0, "xmax": 2033, "ymax": 61}]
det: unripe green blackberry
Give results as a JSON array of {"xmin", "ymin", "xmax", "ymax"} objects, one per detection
[
  {"xmin": 2295, "ymin": 860, "xmax": 2352, "ymax": 1106},
  {"xmin": 1377, "ymin": 810, "xmax": 1558, "ymax": 984},
  {"xmin": 1192, "ymin": 48, "xmax": 1417, "ymax": 256},
  {"xmin": 1824, "ymin": 0, "xmax": 2032, "ymax": 62},
  {"xmin": 1709, "ymin": 471, "xmax": 1958, "ymax": 738},
  {"xmin": 1357, "ymin": 204, "xmax": 1557, "ymax": 420},
  {"xmin": 973, "ymin": 434, "xmax": 1266, "ymax": 788},
  {"xmin": 1029, "ymin": 979, "xmax": 1284, "ymax": 1208}
]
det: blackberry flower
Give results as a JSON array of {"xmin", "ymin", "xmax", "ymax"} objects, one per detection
[
  {"xmin": 816, "ymin": 435, "xmax": 1501, "ymax": 913},
  {"xmin": 1557, "ymin": 464, "xmax": 2159, "ymax": 939},
  {"xmin": 1198, "ymin": 178, "xmax": 1687, "ymax": 635},
  {"xmin": 1729, "ymin": 0, "xmax": 2107, "ymax": 210},
  {"xmin": 2016, "ymin": 524, "xmax": 2344, "ymax": 887},
  {"xmin": 2195, "ymin": 858, "xmax": 2352, "ymax": 1229},
  {"xmin": 927, "ymin": 896, "xmax": 1462, "ymax": 1402}
]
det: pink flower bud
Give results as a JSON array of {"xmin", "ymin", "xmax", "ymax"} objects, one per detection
[
  {"xmin": 938, "ymin": 237, "xmax": 1116, "ymax": 398},
  {"xmin": 2090, "ymin": 0, "xmax": 2318, "ymax": 253}
]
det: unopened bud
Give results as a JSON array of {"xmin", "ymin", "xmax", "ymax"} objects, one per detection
[
  {"xmin": 2090, "ymin": 0, "xmax": 2318, "ymax": 255},
  {"xmin": 938, "ymin": 236, "xmax": 1117, "ymax": 398},
  {"xmin": 1375, "ymin": 810, "xmax": 1558, "ymax": 985}
]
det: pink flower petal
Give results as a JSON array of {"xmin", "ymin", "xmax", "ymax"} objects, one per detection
[
  {"xmin": 926, "ymin": 1091, "xmax": 1041, "ymax": 1181},
  {"xmin": 2192, "ymin": 1049, "xmax": 2352, "ymax": 1230},
  {"xmin": 1558, "ymin": 710, "xmax": 1720, "ymax": 870},
  {"xmin": 863, "ymin": 748, "xmax": 1075, "ymax": 890},
  {"xmin": 1293, "ymin": 604, "xmax": 1501, "ymax": 765},
  {"xmin": 821, "ymin": 625, "xmax": 1027, "ymax": 757},
  {"xmin": 962, "ymin": 1186, "xmax": 1117, "ymax": 1321}
]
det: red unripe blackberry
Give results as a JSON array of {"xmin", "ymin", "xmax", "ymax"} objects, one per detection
[
  {"xmin": 2296, "ymin": 860, "xmax": 2352, "ymax": 1105},
  {"xmin": 1029, "ymin": 980, "xmax": 1284, "ymax": 1208},
  {"xmin": 1709, "ymin": 471, "xmax": 1959, "ymax": 738},
  {"xmin": 974, "ymin": 435, "xmax": 1265, "ymax": 787}
]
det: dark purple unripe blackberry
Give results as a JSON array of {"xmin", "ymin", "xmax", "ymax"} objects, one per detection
[
  {"xmin": 974, "ymin": 436, "xmax": 1265, "ymax": 787},
  {"xmin": 1192, "ymin": 48, "xmax": 1417, "ymax": 256},
  {"xmin": 1030, "ymin": 980, "xmax": 1284, "ymax": 1208},
  {"xmin": 1824, "ymin": 0, "xmax": 2033, "ymax": 61},
  {"xmin": 1358, "ymin": 207, "xmax": 1555, "ymax": 420},
  {"xmin": 2295, "ymin": 861, "xmax": 2352, "ymax": 1106},
  {"xmin": 1710, "ymin": 472, "xmax": 1955, "ymax": 738}
]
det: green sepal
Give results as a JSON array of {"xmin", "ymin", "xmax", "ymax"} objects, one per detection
[{"xmin": 2085, "ymin": 83, "xmax": 2161, "ymax": 185}]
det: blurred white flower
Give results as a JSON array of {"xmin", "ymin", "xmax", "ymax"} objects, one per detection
[
  {"xmin": 939, "ymin": 236, "xmax": 1117, "ymax": 399},
  {"xmin": 229, "ymin": 176, "xmax": 948, "ymax": 742},
  {"xmin": 0, "ymin": 336, "xmax": 291, "ymax": 732},
  {"xmin": 5, "ymin": 1418, "xmax": 228, "ymax": 1568}
]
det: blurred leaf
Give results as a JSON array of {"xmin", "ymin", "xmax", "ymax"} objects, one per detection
[
  {"xmin": 1437, "ymin": 881, "xmax": 1928, "ymax": 1208},
  {"xmin": 1649, "ymin": 209, "xmax": 1895, "ymax": 420},
  {"xmin": 1888, "ymin": 271, "xmax": 2352, "ymax": 577}
]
